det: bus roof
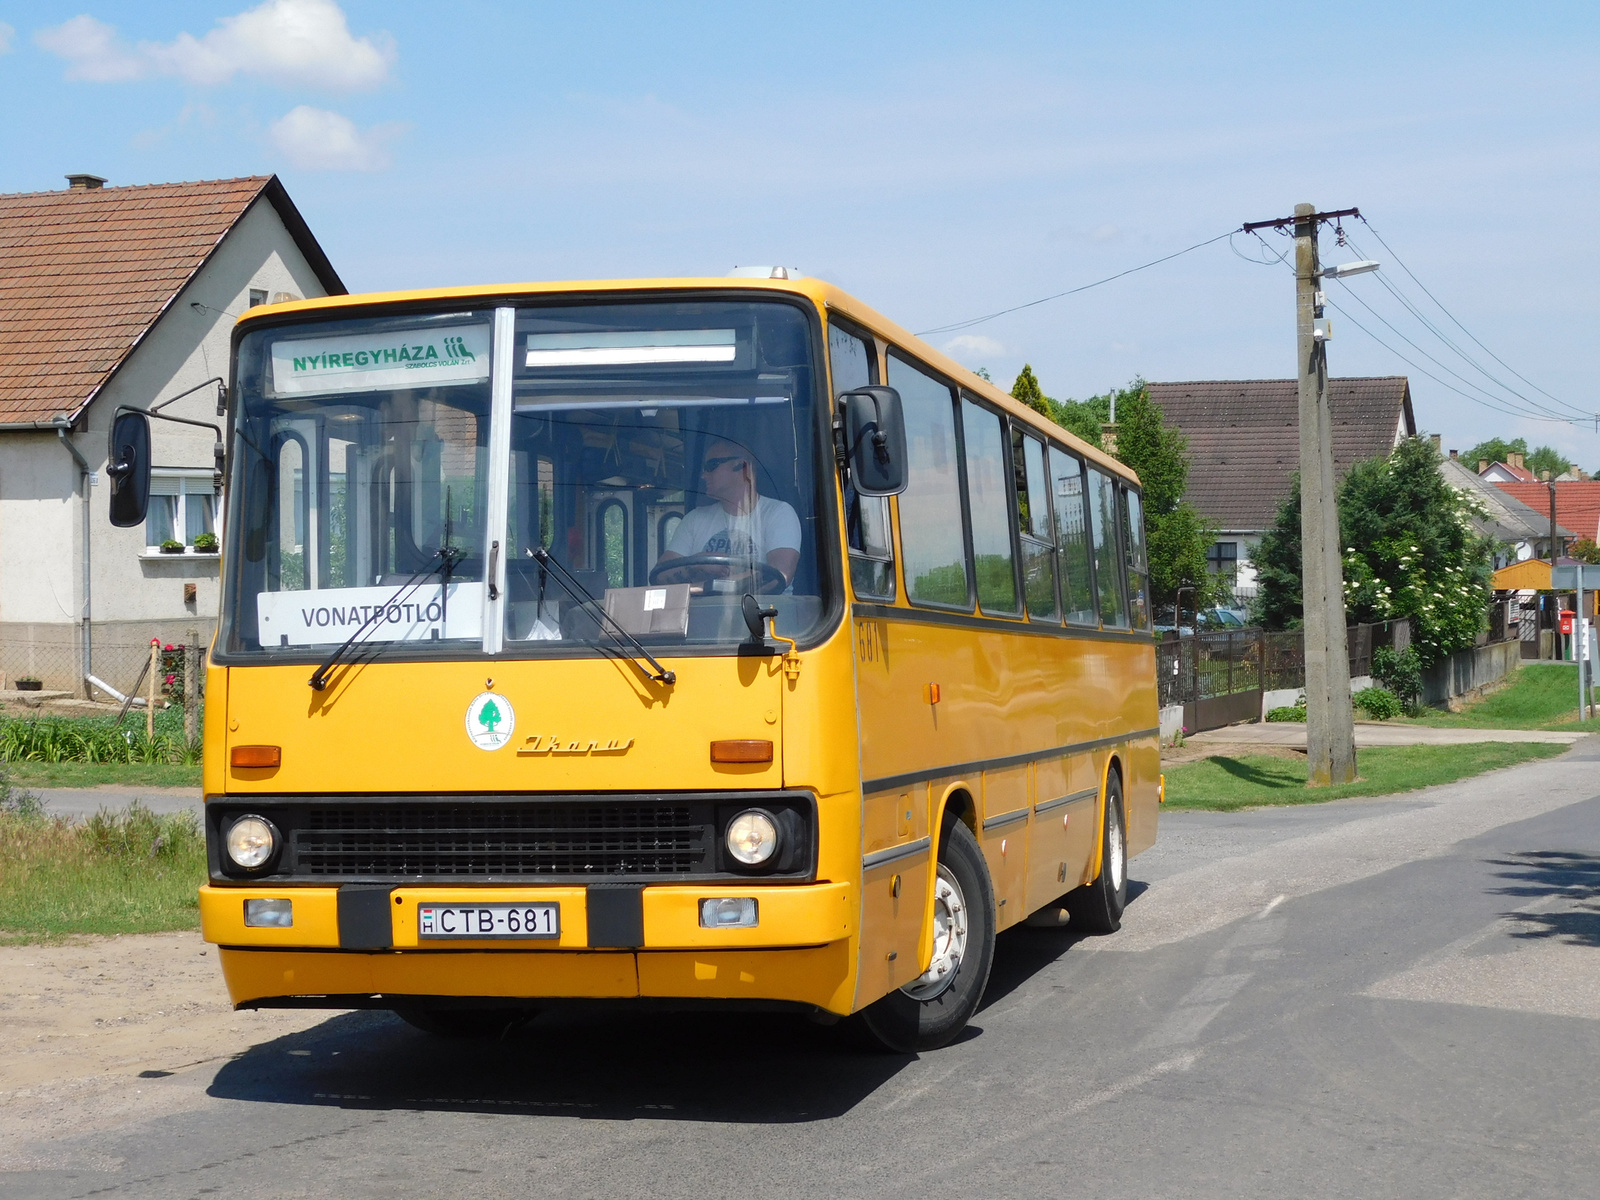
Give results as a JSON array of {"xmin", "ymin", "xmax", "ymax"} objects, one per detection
[{"xmin": 237, "ymin": 276, "xmax": 1138, "ymax": 486}]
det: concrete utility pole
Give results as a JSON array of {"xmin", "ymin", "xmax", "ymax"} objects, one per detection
[{"xmin": 1292, "ymin": 203, "xmax": 1357, "ymax": 785}]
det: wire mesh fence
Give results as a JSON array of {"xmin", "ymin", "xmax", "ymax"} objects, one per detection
[{"xmin": 0, "ymin": 629, "xmax": 208, "ymax": 703}]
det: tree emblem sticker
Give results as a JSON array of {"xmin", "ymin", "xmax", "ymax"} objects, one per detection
[{"xmin": 465, "ymin": 691, "xmax": 515, "ymax": 751}]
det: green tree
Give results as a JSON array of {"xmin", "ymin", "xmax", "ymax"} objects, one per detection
[
  {"xmin": 1248, "ymin": 480, "xmax": 1305, "ymax": 630},
  {"xmin": 1463, "ymin": 436, "xmax": 1527, "ymax": 469},
  {"xmin": 1571, "ymin": 538, "xmax": 1600, "ymax": 565},
  {"xmin": 1253, "ymin": 437, "xmax": 1495, "ymax": 664},
  {"xmin": 1010, "ymin": 364, "xmax": 1050, "ymax": 417},
  {"xmin": 1049, "ymin": 395, "xmax": 1108, "ymax": 450},
  {"xmin": 1106, "ymin": 381, "xmax": 1221, "ymax": 609},
  {"xmin": 1525, "ymin": 445, "xmax": 1573, "ymax": 479}
]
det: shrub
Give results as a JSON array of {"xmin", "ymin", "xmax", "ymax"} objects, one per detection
[
  {"xmin": 1354, "ymin": 686, "xmax": 1404, "ymax": 720},
  {"xmin": 1373, "ymin": 645, "xmax": 1424, "ymax": 712},
  {"xmin": 1267, "ymin": 696, "xmax": 1308, "ymax": 722}
]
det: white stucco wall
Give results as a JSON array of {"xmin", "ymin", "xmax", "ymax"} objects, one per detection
[{"xmin": 0, "ymin": 195, "xmax": 332, "ymax": 689}]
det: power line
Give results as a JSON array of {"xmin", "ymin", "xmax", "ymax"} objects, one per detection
[
  {"xmin": 1341, "ymin": 233, "xmax": 1590, "ymax": 422},
  {"xmin": 1323, "ymin": 297, "xmax": 1575, "ymax": 423},
  {"xmin": 1356, "ymin": 216, "xmax": 1590, "ymax": 419},
  {"xmin": 1250, "ymin": 229, "xmax": 1587, "ymax": 428},
  {"xmin": 915, "ymin": 229, "xmax": 1237, "ymax": 337}
]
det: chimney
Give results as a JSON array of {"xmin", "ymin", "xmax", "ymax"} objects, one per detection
[
  {"xmin": 1101, "ymin": 423, "xmax": 1119, "ymax": 456},
  {"xmin": 1478, "ymin": 459, "xmax": 1489, "ymax": 473},
  {"xmin": 1509, "ymin": 451, "xmax": 1525, "ymax": 470},
  {"xmin": 65, "ymin": 174, "xmax": 107, "ymax": 191},
  {"xmin": 1449, "ymin": 449, "xmax": 1458, "ymax": 460},
  {"xmin": 1430, "ymin": 434, "xmax": 1441, "ymax": 451}
]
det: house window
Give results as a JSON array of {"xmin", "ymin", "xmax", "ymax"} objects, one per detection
[
  {"xmin": 146, "ymin": 473, "xmax": 217, "ymax": 550},
  {"xmin": 1207, "ymin": 540, "xmax": 1238, "ymax": 583},
  {"xmin": 248, "ymin": 289, "xmax": 269, "ymax": 308}
]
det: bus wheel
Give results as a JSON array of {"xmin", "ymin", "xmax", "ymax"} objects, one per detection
[
  {"xmin": 851, "ymin": 816, "xmax": 996, "ymax": 1053},
  {"xmin": 1066, "ymin": 771, "xmax": 1127, "ymax": 934},
  {"xmin": 394, "ymin": 1006, "xmax": 537, "ymax": 1038}
]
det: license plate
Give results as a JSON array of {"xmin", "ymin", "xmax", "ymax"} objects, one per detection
[{"xmin": 417, "ymin": 903, "xmax": 560, "ymax": 940}]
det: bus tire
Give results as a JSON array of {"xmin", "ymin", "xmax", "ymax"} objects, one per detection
[
  {"xmin": 394, "ymin": 1006, "xmax": 537, "ymax": 1038},
  {"xmin": 850, "ymin": 815, "xmax": 996, "ymax": 1053},
  {"xmin": 1065, "ymin": 771, "xmax": 1127, "ymax": 934}
]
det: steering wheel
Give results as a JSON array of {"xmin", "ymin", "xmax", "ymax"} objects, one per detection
[{"xmin": 649, "ymin": 554, "xmax": 788, "ymax": 595}]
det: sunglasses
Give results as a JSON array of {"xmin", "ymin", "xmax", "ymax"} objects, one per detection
[{"xmin": 701, "ymin": 455, "xmax": 744, "ymax": 474}]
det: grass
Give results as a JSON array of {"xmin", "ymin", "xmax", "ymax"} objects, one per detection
[
  {"xmin": 1164, "ymin": 742, "xmax": 1567, "ymax": 811},
  {"xmin": 1395, "ymin": 664, "xmax": 1600, "ymax": 732},
  {"xmin": 4, "ymin": 761, "xmax": 201, "ymax": 789},
  {"xmin": 0, "ymin": 791, "xmax": 205, "ymax": 943},
  {"xmin": 0, "ymin": 705, "xmax": 202, "ymax": 767}
]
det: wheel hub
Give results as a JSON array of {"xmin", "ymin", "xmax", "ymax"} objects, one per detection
[{"xmin": 902, "ymin": 863, "xmax": 969, "ymax": 1001}]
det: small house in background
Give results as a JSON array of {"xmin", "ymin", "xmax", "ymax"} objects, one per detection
[
  {"xmin": 1477, "ymin": 453, "xmax": 1538, "ymax": 484},
  {"xmin": 0, "ymin": 174, "xmax": 344, "ymax": 696},
  {"xmin": 1144, "ymin": 377, "xmax": 1416, "ymax": 601},
  {"xmin": 1490, "ymin": 478, "xmax": 1600, "ymax": 549},
  {"xmin": 1440, "ymin": 451, "xmax": 1572, "ymax": 565}
]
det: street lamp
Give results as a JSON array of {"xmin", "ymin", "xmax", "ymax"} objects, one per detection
[{"xmin": 1320, "ymin": 260, "xmax": 1380, "ymax": 280}]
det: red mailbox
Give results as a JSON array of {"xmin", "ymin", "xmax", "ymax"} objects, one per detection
[{"xmin": 1560, "ymin": 610, "xmax": 1576, "ymax": 636}]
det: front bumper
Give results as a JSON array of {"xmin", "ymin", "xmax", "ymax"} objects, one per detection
[
  {"xmin": 200, "ymin": 880, "xmax": 853, "ymax": 950},
  {"xmin": 205, "ymin": 881, "xmax": 858, "ymax": 1014}
]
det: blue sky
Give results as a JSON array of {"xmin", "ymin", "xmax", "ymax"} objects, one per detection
[{"xmin": 4, "ymin": 1, "xmax": 1598, "ymax": 468}]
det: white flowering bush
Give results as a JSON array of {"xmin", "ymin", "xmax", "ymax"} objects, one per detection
[{"xmin": 1337, "ymin": 438, "xmax": 1495, "ymax": 665}]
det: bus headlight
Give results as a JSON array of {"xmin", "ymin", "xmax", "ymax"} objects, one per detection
[
  {"xmin": 725, "ymin": 809, "xmax": 778, "ymax": 865},
  {"xmin": 226, "ymin": 815, "xmax": 278, "ymax": 871}
]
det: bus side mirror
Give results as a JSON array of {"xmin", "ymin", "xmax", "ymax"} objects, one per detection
[
  {"xmin": 840, "ymin": 386, "xmax": 907, "ymax": 496},
  {"xmin": 106, "ymin": 409, "xmax": 151, "ymax": 527}
]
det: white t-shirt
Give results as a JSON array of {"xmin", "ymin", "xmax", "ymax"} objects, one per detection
[{"xmin": 667, "ymin": 495, "xmax": 802, "ymax": 566}]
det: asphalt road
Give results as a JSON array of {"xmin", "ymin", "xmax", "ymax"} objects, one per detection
[{"xmin": 9, "ymin": 740, "xmax": 1600, "ymax": 1200}]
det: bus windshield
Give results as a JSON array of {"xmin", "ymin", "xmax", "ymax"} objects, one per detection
[{"xmin": 219, "ymin": 298, "xmax": 834, "ymax": 661}]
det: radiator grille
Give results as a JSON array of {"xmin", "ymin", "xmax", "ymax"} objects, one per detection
[{"xmin": 290, "ymin": 802, "xmax": 707, "ymax": 878}]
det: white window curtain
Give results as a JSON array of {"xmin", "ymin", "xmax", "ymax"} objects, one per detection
[{"xmin": 147, "ymin": 474, "xmax": 216, "ymax": 548}]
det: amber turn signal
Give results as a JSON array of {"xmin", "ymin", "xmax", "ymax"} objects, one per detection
[
  {"xmin": 710, "ymin": 739, "xmax": 773, "ymax": 763},
  {"xmin": 924, "ymin": 683, "xmax": 941, "ymax": 705},
  {"xmin": 231, "ymin": 745, "xmax": 282, "ymax": 769}
]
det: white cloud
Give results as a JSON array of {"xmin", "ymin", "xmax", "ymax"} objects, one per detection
[
  {"xmin": 268, "ymin": 105, "xmax": 397, "ymax": 171},
  {"xmin": 36, "ymin": 0, "xmax": 392, "ymax": 91},
  {"xmin": 35, "ymin": 16, "xmax": 145, "ymax": 81},
  {"xmin": 0, "ymin": 22, "xmax": 15, "ymax": 54},
  {"xmin": 943, "ymin": 334, "xmax": 1008, "ymax": 361}
]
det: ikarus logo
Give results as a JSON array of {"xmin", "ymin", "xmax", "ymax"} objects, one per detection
[{"xmin": 465, "ymin": 691, "xmax": 515, "ymax": 751}]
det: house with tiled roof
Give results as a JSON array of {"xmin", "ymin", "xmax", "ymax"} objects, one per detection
[
  {"xmin": 1440, "ymin": 452, "xmax": 1572, "ymax": 565},
  {"xmin": 1491, "ymin": 479, "xmax": 1600, "ymax": 549},
  {"xmin": 0, "ymin": 173, "xmax": 343, "ymax": 694},
  {"xmin": 1144, "ymin": 377, "xmax": 1416, "ymax": 597},
  {"xmin": 1477, "ymin": 452, "xmax": 1537, "ymax": 484}
]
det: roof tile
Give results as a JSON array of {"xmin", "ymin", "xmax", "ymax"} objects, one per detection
[
  {"xmin": 1146, "ymin": 377, "xmax": 1415, "ymax": 532},
  {"xmin": 0, "ymin": 177, "xmax": 272, "ymax": 424}
]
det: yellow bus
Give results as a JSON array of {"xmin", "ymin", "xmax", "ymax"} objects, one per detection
[{"xmin": 107, "ymin": 274, "xmax": 1160, "ymax": 1051}]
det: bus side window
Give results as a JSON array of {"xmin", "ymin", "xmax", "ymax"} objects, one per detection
[
  {"xmin": 1122, "ymin": 487, "xmax": 1150, "ymax": 631},
  {"xmin": 961, "ymin": 398, "xmax": 1018, "ymax": 615},
  {"xmin": 1087, "ymin": 466, "xmax": 1127, "ymax": 628},
  {"xmin": 1049, "ymin": 446, "xmax": 1097, "ymax": 625},
  {"xmin": 832, "ymin": 321, "xmax": 894, "ymax": 600},
  {"xmin": 889, "ymin": 353, "xmax": 970, "ymax": 608},
  {"xmin": 1012, "ymin": 428, "xmax": 1059, "ymax": 622}
]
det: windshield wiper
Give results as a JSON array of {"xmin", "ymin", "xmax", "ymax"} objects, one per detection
[
  {"xmin": 528, "ymin": 547, "xmax": 677, "ymax": 686},
  {"xmin": 308, "ymin": 549, "xmax": 458, "ymax": 691}
]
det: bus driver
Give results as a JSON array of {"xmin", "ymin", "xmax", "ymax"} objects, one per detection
[{"xmin": 657, "ymin": 439, "xmax": 800, "ymax": 592}]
